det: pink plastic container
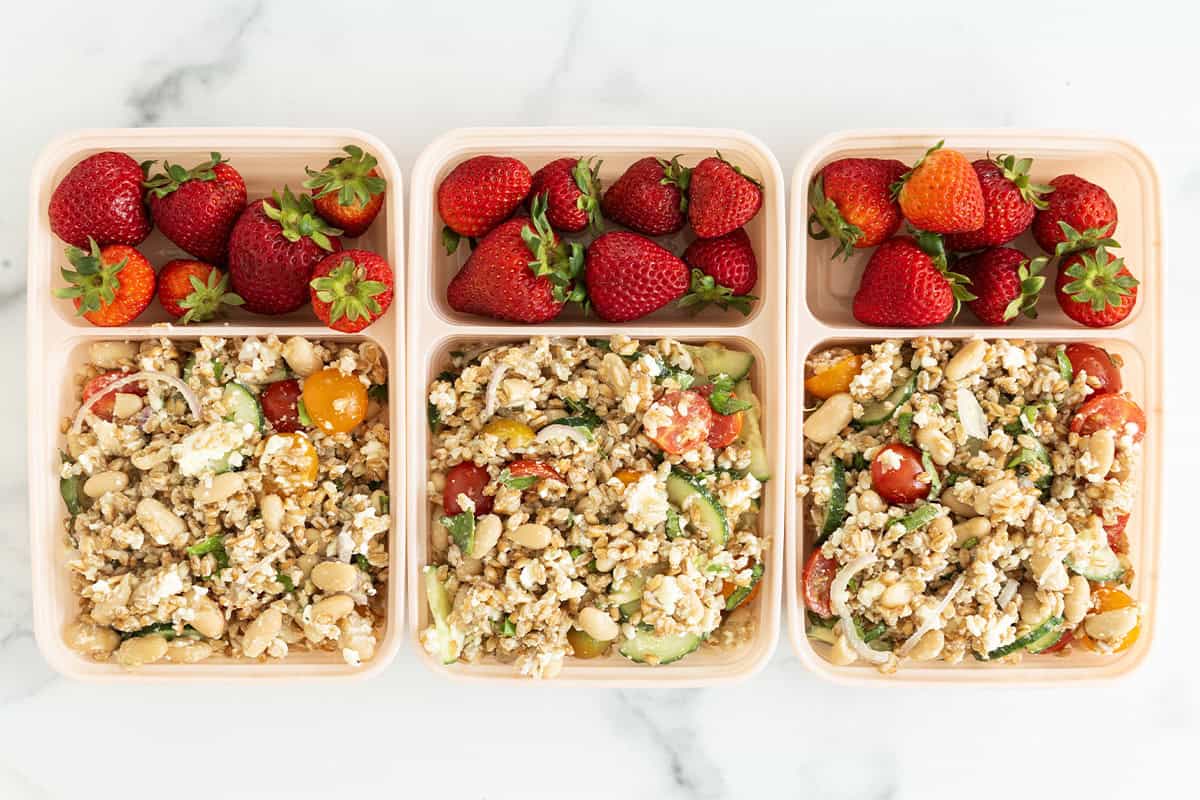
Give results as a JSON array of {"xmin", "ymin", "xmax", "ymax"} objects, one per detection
[
  {"xmin": 785, "ymin": 130, "xmax": 1165, "ymax": 684},
  {"xmin": 406, "ymin": 127, "xmax": 786, "ymax": 685},
  {"xmin": 27, "ymin": 128, "xmax": 405, "ymax": 680}
]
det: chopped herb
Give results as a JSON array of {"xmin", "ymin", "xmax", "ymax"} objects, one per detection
[
  {"xmin": 807, "ymin": 610, "xmax": 835, "ymax": 627},
  {"xmin": 559, "ymin": 399, "xmax": 602, "ymax": 430},
  {"xmin": 706, "ymin": 373, "xmax": 753, "ymax": 415},
  {"xmin": 186, "ymin": 535, "xmax": 229, "ymax": 570},
  {"xmin": 851, "ymin": 452, "xmax": 870, "ymax": 471},
  {"xmin": 855, "ymin": 617, "xmax": 887, "ymax": 643},
  {"xmin": 704, "ymin": 561, "xmax": 732, "ymax": 575},
  {"xmin": 962, "ymin": 536, "xmax": 979, "ymax": 550},
  {"xmin": 922, "ymin": 450, "xmax": 941, "ymax": 498},
  {"xmin": 298, "ymin": 397, "xmax": 313, "ymax": 427},
  {"xmin": 896, "ymin": 504, "xmax": 939, "ymax": 532},
  {"xmin": 847, "ymin": 576, "xmax": 860, "ymax": 594},
  {"xmin": 499, "ymin": 616, "xmax": 517, "ymax": 637},
  {"xmin": 122, "ymin": 622, "xmax": 203, "ymax": 642},
  {"xmin": 212, "ymin": 361, "xmax": 225, "ymax": 383},
  {"xmin": 436, "ymin": 371, "xmax": 456, "ymax": 382},
  {"xmin": 568, "ymin": 547, "xmax": 585, "ymax": 560},
  {"xmin": 368, "ymin": 383, "xmax": 387, "ymax": 402},
  {"xmin": 945, "ymin": 471, "xmax": 965, "ymax": 486},
  {"xmin": 276, "ymin": 573, "xmax": 295, "ymax": 592},
  {"xmin": 449, "ymin": 350, "xmax": 465, "ymax": 359},
  {"xmin": 426, "ymin": 402, "xmax": 441, "ymax": 433},
  {"xmin": 60, "ymin": 476, "xmax": 83, "ymax": 516},
  {"xmin": 897, "ymin": 412, "xmax": 914, "ymax": 445},
  {"xmin": 665, "ymin": 508, "xmax": 684, "ymax": 540},
  {"xmin": 586, "ymin": 338, "xmax": 612, "ymax": 352},
  {"xmin": 372, "ymin": 492, "xmax": 390, "ymax": 516},
  {"xmin": 439, "ymin": 511, "xmax": 475, "ymax": 554},
  {"xmin": 1057, "ymin": 348, "xmax": 1074, "ymax": 383},
  {"xmin": 498, "ymin": 468, "xmax": 538, "ymax": 490},
  {"xmin": 353, "ymin": 554, "xmax": 371, "ymax": 571},
  {"xmin": 657, "ymin": 364, "xmax": 696, "ymax": 389}
]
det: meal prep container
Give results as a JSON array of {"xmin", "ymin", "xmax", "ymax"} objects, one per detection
[
  {"xmin": 27, "ymin": 128, "xmax": 405, "ymax": 680},
  {"xmin": 785, "ymin": 130, "xmax": 1165, "ymax": 684},
  {"xmin": 406, "ymin": 127, "xmax": 786, "ymax": 685}
]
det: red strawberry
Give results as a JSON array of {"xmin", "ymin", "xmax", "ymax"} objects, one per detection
[
  {"xmin": 600, "ymin": 156, "xmax": 688, "ymax": 236},
  {"xmin": 48, "ymin": 151, "xmax": 151, "ymax": 248},
  {"xmin": 437, "ymin": 155, "xmax": 532, "ymax": 253},
  {"xmin": 157, "ymin": 259, "xmax": 243, "ymax": 323},
  {"xmin": 527, "ymin": 156, "xmax": 602, "ymax": 234},
  {"xmin": 808, "ymin": 158, "xmax": 907, "ymax": 258},
  {"xmin": 303, "ymin": 145, "xmax": 387, "ymax": 238},
  {"xmin": 1055, "ymin": 248, "xmax": 1138, "ymax": 328},
  {"xmin": 446, "ymin": 196, "xmax": 583, "ymax": 323},
  {"xmin": 679, "ymin": 228, "xmax": 757, "ymax": 314},
  {"xmin": 852, "ymin": 234, "xmax": 974, "ymax": 327},
  {"xmin": 309, "ymin": 249, "xmax": 394, "ymax": 333},
  {"xmin": 584, "ymin": 232, "xmax": 690, "ymax": 322},
  {"xmin": 958, "ymin": 247, "xmax": 1047, "ymax": 325},
  {"xmin": 54, "ymin": 239, "xmax": 156, "ymax": 327},
  {"xmin": 895, "ymin": 141, "xmax": 985, "ymax": 234},
  {"xmin": 945, "ymin": 155, "xmax": 1053, "ymax": 251},
  {"xmin": 687, "ymin": 153, "xmax": 763, "ymax": 238},
  {"xmin": 227, "ymin": 189, "xmax": 342, "ymax": 315},
  {"xmin": 1032, "ymin": 174, "xmax": 1118, "ymax": 256},
  {"xmin": 144, "ymin": 153, "xmax": 247, "ymax": 264}
]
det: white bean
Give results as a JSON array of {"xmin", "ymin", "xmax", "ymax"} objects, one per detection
[
  {"xmin": 116, "ymin": 635, "xmax": 168, "ymax": 667},
  {"xmin": 131, "ymin": 446, "xmax": 171, "ymax": 471},
  {"xmin": 261, "ymin": 494, "xmax": 284, "ymax": 534},
  {"xmin": 83, "ymin": 470, "xmax": 128, "ymax": 498},
  {"xmin": 164, "ymin": 640, "xmax": 214, "ymax": 663},
  {"xmin": 89, "ymin": 341, "xmax": 138, "ymax": 369},
  {"xmin": 1084, "ymin": 607, "xmax": 1139, "ymax": 643},
  {"xmin": 1063, "ymin": 575, "xmax": 1092, "ymax": 625},
  {"xmin": 311, "ymin": 561, "xmax": 358, "ymax": 593},
  {"xmin": 578, "ymin": 607, "xmax": 619, "ymax": 642},
  {"xmin": 136, "ymin": 498, "xmax": 187, "ymax": 545},
  {"xmin": 945, "ymin": 339, "xmax": 987, "ymax": 382},
  {"xmin": 941, "ymin": 487, "xmax": 977, "ymax": 518},
  {"xmin": 916, "ymin": 426, "xmax": 955, "ymax": 466},
  {"xmin": 973, "ymin": 478, "xmax": 1018, "ymax": 516},
  {"xmin": 112, "ymin": 393, "xmax": 143, "ymax": 419},
  {"xmin": 954, "ymin": 517, "xmax": 991, "ymax": 546},
  {"xmin": 190, "ymin": 595, "xmax": 225, "ymax": 639},
  {"xmin": 194, "ymin": 472, "xmax": 243, "ymax": 505},
  {"xmin": 242, "ymin": 608, "xmax": 282, "ymax": 658},
  {"xmin": 907, "ymin": 629, "xmax": 945, "ymax": 661},
  {"xmin": 472, "ymin": 514, "xmax": 502, "ymax": 558},
  {"xmin": 804, "ymin": 393, "xmax": 853, "ymax": 444},
  {"xmin": 1018, "ymin": 583, "xmax": 1048, "ymax": 625},
  {"xmin": 1086, "ymin": 430, "xmax": 1116, "ymax": 480},
  {"xmin": 829, "ymin": 630, "xmax": 858, "ymax": 666},
  {"xmin": 507, "ymin": 523, "xmax": 551, "ymax": 550},
  {"xmin": 63, "ymin": 621, "xmax": 120, "ymax": 656},
  {"xmin": 282, "ymin": 336, "xmax": 319, "ymax": 376},
  {"xmin": 880, "ymin": 581, "xmax": 914, "ymax": 608},
  {"xmin": 312, "ymin": 594, "xmax": 355, "ymax": 624}
]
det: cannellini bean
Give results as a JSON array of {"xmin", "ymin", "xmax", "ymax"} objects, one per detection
[
  {"xmin": 1086, "ymin": 430, "xmax": 1116, "ymax": 480},
  {"xmin": 242, "ymin": 608, "xmax": 282, "ymax": 658},
  {"xmin": 941, "ymin": 486, "xmax": 977, "ymax": 518},
  {"xmin": 1084, "ymin": 607, "xmax": 1139, "ymax": 643},
  {"xmin": 63, "ymin": 621, "xmax": 120, "ymax": 656},
  {"xmin": 858, "ymin": 490, "xmax": 885, "ymax": 513},
  {"xmin": 89, "ymin": 341, "xmax": 138, "ymax": 368},
  {"xmin": 594, "ymin": 556, "xmax": 616, "ymax": 573},
  {"xmin": 136, "ymin": 497, "xmax": 187, "ymax": 545},
  {"xmin": 194, "ymin": 472, "xmax": 243, "ymax": 505},
  {"xmin": 312, "ymin": 594, "xmax": 355, "ymax": 624},
  {"xmin": 973, "ymin": 478, "xmax": 1018, "ymax": 516},
  {"xmin": 578, "ymin": 607, "xmax": 619, "ymax": 642},
  {"xmin": 164, "ymin": 640, "xmax": 214, "ymax": 663},
  {"xmin": 916, "ymin": 426, "xmax": 955, "ymax": 466},
  {"xmin": 261, "ymin": 494, "xmax": 284, "ymax": 534},
  {"xmin": 311, "ymin": 561, "xmax": 359, "ymax": 593},
  {"xmin": 471, "ymin": 514, "xmax": 502, "ymax": 558},
  {"xmin": 501, "ymin": 378, "xmax": 533, "ymax": 407},
  {"xmin": 282, "ymin": 336, "xmax": 319, "ymax": 376},
  {"xmin": 1018, "ymin": 583, "xmax": 1049, "ymax": 625},
  {"xmin": 954, "ymin": 516, "xmax": 991, "ymax": 546},
  {"xmin": 907, "ymin": 629, "xmax": 945, "ymax": 661},
  {"xmin": 112, "ymin": 393, "xmax": 143, "ymax": 419},
  {"xmin": 116, "ymin": 635, "xmax": 168, "ymax": 667},
  {"xmin": 945, "ymin": 339, "xmax": 987, "ymax": 382},
  {"xmin": 804, "ymin": 393, "xmax": 853, "ymax": 444},
  {"xmin": 190, "ymin": 595, "xmax": 225, "ymax": 639},
  {"xmin": 507, "ymin": 523, "xmax": 551, "ymax": 550},
  {"xmin": 880, "ymin": 581, "xmax": 914, "ymax": 608},
  {"xmin": 1064, "ymin": 575, "xmax": 1092, "ymax": 625},
  {"xmin": 131, "ymin": 446, "xmax": 171, "ymax": 471},
  {"xmin": 83, "ymin": 470, "xmax": 128, "ymax": 498},
  {"xmin": 600, "ymin": 353, "xmax": 631, "ymax": 395},
  {"xmin": 829, "ymin": 630, "xmax": 859, "ymax": 665}
]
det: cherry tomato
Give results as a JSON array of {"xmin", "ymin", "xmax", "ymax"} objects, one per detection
[
  {"xmin": 644, "ymin": 389, "xmax": 713, "ymax": 455},
  {"xmin": 695, "ymin": 384, "xmax": 744, "ymax": 448},
  {"xmin": 1038, "ymin": 628, "xmax": 1073, "ymax": 654},
  {"xmin": 1104, "ymin": 512, "xmax": 1130, "ymax": 553},
  {"xmin": 260, "ymin": 432, "xmax": 319, "ymax": 494},
  {"xmin": 82, "ymin": 371, "xmax": 147, "ymax": 420},
  {"xmin": 1065, "ymin": 344, "xmax": 1122, "ymax": 394},
  {"xmin": 804, "ymin": 354, "xmax": 863, "ymax": 399},
  {"xmin": 614, "ymin": 469, "xmax": 645, "ymax": 486},
  {"xmin": 1070, "ymin": 394, "xmax": 1146, "ymax": 442},
  {"xmin": 261, "ymin": 379, "xmax": 303, "ymax": 432},
  {"xmin": 870, "ymin": 442, "xmax": 931, "ymax": 505},
  {"xmin": 301, "ymin": 368, "xmax": 367, "ymax": 434},
  {"xmin": 802, "ymin": 550, "xmax": 838, "ymax": 618},
  {"xmin": 444, "ymin": 461, "xmax": 492, "ymax": 516},
  {"xmin": 507, "ymin": 459, "xmax": 564, "ymax": 483}
]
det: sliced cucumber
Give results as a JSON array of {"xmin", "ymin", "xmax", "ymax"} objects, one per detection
[
  {"xmin": 806, "ymin": 624, "xmax": 837, "ymax": 646},
  {"xmin": 1026, "ymin": 624, "xmax": 1065, "ymax": 654},
  {"xmin": 619, "ymin": 599, "xmax": 641, "ymax": 620},
  {"xmin": 819, "ymin": 459, "xmax": 846, "ymax": 541},
  {"xmin": 618, "ymin": 628, "xmax": 703, "ymax": 665},
  {"xmin": 984, "ymin": 615, "xmax": 1063, "ymax": 660},
  {"xmin": 666, "ymin": 469, "xmax": 729, "ymax": 546},
  {"xmin": 732, "ymin": 379, "xmax": 770, "ymax": 481},
  {"xmin": 1066, "ymin": 546, "xmax": 1125, "ymax": 582},
  {"xmin": 222, "ymin": 382, "xmax": 263, "ymax": 432},
  {"xmin": 609, "ymin": 573, "xmax": 645, "ymax": 607},
  {"xmin": 423, "ymin": 566, "xmax": 462, "ymax": 664},
  {"xmin": 685, "ymin": 344, "xmax": 754, "ymax": 384},
  {"xmin": 855, "ymin": 373, "xmax": 917, "ymax": 428},
  {"xmin": 725, "ymin": 563, "xmax": 764, "ymax": 612}
]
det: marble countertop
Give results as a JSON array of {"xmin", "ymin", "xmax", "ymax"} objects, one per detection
[{"xmin": 2, "ymin": 0, "xmax": 1197, "ymax": 797}]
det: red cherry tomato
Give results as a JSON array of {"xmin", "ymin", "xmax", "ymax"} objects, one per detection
[
  {"xmin": 802, "ymin": 549, "xmax": 838, "ymax": 618},
  {"xmin": 260, "ymin": 379, "xmax": 303, "ymax": 432},
  {"xmin": 1104, "ymin": 512, "xmax": 1130, "ymax": 552},
  {"xmin": 695, "ymin": 384, "xmax": 745, "ymax": 448},
  {"xmin": 82, "ymin": 371, "xmax": 147, "ymax": 420},
  {"xmin": 1065, "ymin": 344, "xmax": 1122, "ymax": 394},
  {"xmin": 870, "ymin": 442, "xmax": 931, "ymax": 505},
  {"xmin": 644, "ymin": 389, "xmax": 713, "ymax": 455},
  {"xmin": 443, "ymin": 461, "xmax": 493, "ymax": 516},
  {"xmin": 507, "ymin": 459, "xmax": 564, "ymax": 483},
  {"xmin": 1070, "ymin": 394, "xmax": 1146, "ymax": 442},
  {"xmin": 1038, "ymin": 628, "xmax": 1073, "ymax": 655}
]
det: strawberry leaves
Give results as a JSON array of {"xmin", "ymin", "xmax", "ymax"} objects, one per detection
[
  {"xmin": 912, "ymin": 229, "xmax": 976, "ymax": 317},
  {"xmin": 678, "ymin": 269, "xmax": 756, "ymax": 316},
  {"xmin": 570, "ymin": 156, "xmax": 604, "ymax": 236},
  {"xmin": 177, "ymin": 269, "xmax": 244, "ymax": 324},
  {"xmin": 310, "ymin": 257, "xmax": 389, "ymax": 325},
  {"xmin": 303, "ymin": 145, "xmax": 387, "ymax": 207},
  {"xmin": 522, "ymin": 194, "xmax": 585, "ymax": 305},
  {"xmin": 808, "ymin": 173, "xmax": 864, "ymax": 260},
  {"xmin": 1063, "ymin": 248, "xmax": 1139, "ymax": 312},
  {"xmin": 1053, "ymin": 221, "xmax": 1120, "ymax": 258},
  {"xmin": 992, "ymin": 153, "xmax": 1054, "ymax": 210},
  {"xmin": 54, "ymin": 238, "xmax": 125, "ymax": 316},
  {"xmin": 264, "ymin": 186, "xmax": 342, "ymax": 251},
  {"xmin": 143, "ymin": 152, "xmax": 226, "ymax": 199},
  {"xmin": 1001, "ymin": 255, "xmax": 1048, "ymax": 321}
]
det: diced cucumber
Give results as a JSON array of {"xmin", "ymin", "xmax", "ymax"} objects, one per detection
[
  {"xmin": 984, "ymin": 615, "xmax": 1063, "ymax": 660},
  {"xmin": 666, "ymin": 469, "xmax": 729, "ymax": 546},
  {"xmin": 222, "ymin": 382, "xmax": 263, "ymax": 432},
  {"xmin": 1026, "ymin": 623, "xmax": 1065, "ymax": 654},
  {"xmin": 807, "ymin": 624, "xmax": 837, "ymax": 646},
  {"xmin": 819, "ymin": 459, "xmax": 846, "ymax": 541},
  {"xmin": 1066, "ymin": 546, "xmax": 1125, "ymax": 582},
  {"xmin": 619, "ymin": 599, "xmax": 641, "ymax": 620},
  {"xmin": 855, "ymin": 373, "xmax": 917, "ymax": 428},
  {"xmin": 685, "ymin": 344, "xmax": 754, "ymax": 384},
  {"xmin": 618, "ymin": 628, "xmax": 703, "ymax": 665},
  {"xmin": 733, "ymin": 379, "xmax": 769, "ymax": 481},
  {"xmin": 725, "ymin": 563, "xmax": 764, "ymax": 612},
  {"xmin": 423, "ymin": 566, "xmax": 462, "ymax": 664},
  {"xmin": 609, "ymin": 573, "xmax": 645, "ymax": 607}
]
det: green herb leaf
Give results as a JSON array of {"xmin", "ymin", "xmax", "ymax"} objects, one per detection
[
  {"xmin": 568, "ymin": 547, "xmax": 585, "ymax": 560},
  {"xmin": 706, "ymin": 373, "xmax": 752, "ymax": 415},
  {"xmin": 426, "ymin": 402, "xmax": 441, "ymax": 433},
  {"xmin": 186, "ymin": 535, "xmax": 229, "ymax": 570},
  {"xmin": 298, "ymin": 397, "xmax": 313, "ymax": 427},
  {"xmin": 665, "ymin": 508, "xmax": 684, "ymax": 539},
  {"xmin": 368, "ymin": 384, "xmax": 387, "ymax": 403},
  {"xmin": 498, "ymin": 468, "xmax": 538, "ymax": 490},
  {"xmin": 962, "ymin": 536, "xmax": 979, "ymax": 550},
  {"xmin": 276, "ymin": 572, "xmax": 295, "ymax": 592},
  {"xmin": 1057, "ymin": 348, "xmax": 1074, "ymax": 383},
  {"xmin": 60, "ymin": 476, "xmax": 83, "ymax": 516},
  {"xmin": 922, "ymin": 451, "xmax": 941, "ymax": 498},
  {"xmin": 897, "ymin": 413, "xmax": 914, "ymax": 445},
  {"xmin": 440, "ymin": 511, "xmax": 475, "ymax": 554},
  {"xmin": 500, "ymin": 616, "xmax": 517, "ymax": 637},
  {"xmin": 895, "ymin": 504, "xmax": 939, "ymax": 532},
  {"xmin": 353, "ymin": 553, "xmax": 371, "ymax": 571}
]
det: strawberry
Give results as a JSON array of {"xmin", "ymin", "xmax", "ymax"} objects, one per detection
[
  {"xmin": 945, "ymin": 155, "xmax": 1053, "ymax": 251},
  {"xmin": 1032, "ymin": 174, "xmax": 1118, "ymax": 256},
  {"xmin": 958, "ymin": 247, "xmax": 1047, "ymax": 326},
  {"xmin": 600, "ymin": 156, "xmax": 688, "ymax": 236},
  {"xmin": 157, "ymin": 259, "xmax": 243, "ymax": 323},
  {"xmin": 687, "ymin": 153, "xmax": 763, "ymax": 238},
  {"xmin": 54, "ymin": 239, "xmax": 155, "ymax": 327},
  {"xmin": 438, "ymin": 155, "xmax": 532, "ymax": 253},
  {"xmin": 446, "ymin": 195, "xmax": 583, "ymax": 323},
  {"xmin": 303, "ymin": 145, "xmax": 387, "ymax": 238},
  {"xmin": 48, "ymin": 151, "xmax": 151, "ymax": 248},
  {"xmin": 679, "ymin": 228, "xmax": 757, "ymax": 314},
  {"xmin": 1055, "ymin": 248, "xmax": 1138, "ymax": 328},
  {"xmin": 584, "ymin": 231, "xmax": 690, "ymax": 322},
  {"xmin": 852, "ymin": 234, "xmax": 974, "ymax": 327},
  {"xmin": 527, "ymin": 156, "xmax": 602, "ymax": 234},
  {"xmin": 894, "ymin": 141, "xmax": 985, "ymax": 234},
  {"xmin": 309, "ymin": 249, "xmax": 394, "ymax": 333},
  {"xmin": 227, "ymin": 188, "xmax": 342, "ymax": 315},
  {"xmin": 144, "ymin": 152, "xmax": 247, "ymax": 264},
  {"xmin": 808, "ymin": 158, "xmax": 907, "ymax": 258}
]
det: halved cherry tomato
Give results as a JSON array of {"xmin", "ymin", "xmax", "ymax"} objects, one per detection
[
  {"xmin": 1070, "ymin": 394, "xmax": 1146, "ymax": 442},
  {"xmin": 1104, "ymin": 512, "xmax": 1130, "ymax": 553},
  {"xmin": 301, "ymin": 368, "xmax": 367, "ymax": 434},
  {"xmin": 1079, "ymin": 587, "xmax": 1140, "ymax": 653},
  {"xmin": 695, "ymin": 383, "xmax": 744, "ymax": 448},
  {"xmin": 804, "ymin": 354, "xmax": 863, "ymax": 399},
  {"xmin": 644, "ymin": 389, "xmax": 713, "ymax": 455},
  {"xmin": 260, "ymin": 432, "xmax": 319, "ymax": 494},
  {"xmin": 614, "ymin": 469, "xmax": 645, "ymax": 486},
  {"xmin": 802, "ymin": 550, "xmax": 838, "ymax": 618},
  {"xmin": 1065, "ymin": 344, "xmax": 1122, "ymax": 394},
  {"xmin": 1038, "ymin": 628, "xmax": 1074, "ymax": 654},
  {"xmin": 507, "ymin": 459, "xmax": 563, "ymax": 483},
  {"xmin": 443, "ymin": 461, "xmax": 492, "ymax": 516},
  {"xmin": 261, "ymin": 379, "xmax": 303, "ymax": 433},
  {"xmin": 82, "ymin": 371, "xmax": 147, "ymax": 420},
  {"xmin": 870, "ymin": 442, "xmax": 930, "ymax": 505}
]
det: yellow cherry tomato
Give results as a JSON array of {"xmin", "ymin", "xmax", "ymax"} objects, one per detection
[
  {"xmin": 482, "ymin": 418, "xmax": 535, "ymax": 448},
  {"xmin": 567, "ymin": 628, "xmax": 608, "ymax": 659},
  {"xmin": 614, "ymin": 469, "xmax": 645, "ymax": 486},
  {"xmin": 260, "ymin": 432, "xmax": 319, "ymax": 494},
  {"xmin": 804, "ymin": 354, "xmax": 863, "ymax": 399},
  {"xmin": 302, "ymin": 368, "xmax": 367, "ymax": 434}
]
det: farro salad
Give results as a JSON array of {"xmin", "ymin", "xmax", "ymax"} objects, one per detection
[
  {"xmin": 58, "ymin": 335, "xmax": 390, "ymax": 668},
  {"xmin": 420, "ymin": 336, "xmax": 768, "ymax": 678},
  {"xmin": 800, "ymin": 338, "xmax": 1145, "ymax": 671}
]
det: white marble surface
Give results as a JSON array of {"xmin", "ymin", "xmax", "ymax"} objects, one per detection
[{"xmin": 2, "ymin": 0, "xmax": 1198, "ymax": 797}]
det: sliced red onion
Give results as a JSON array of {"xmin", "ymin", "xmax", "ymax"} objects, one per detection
[
  {"xmin": 997, "ymin": 578, "xmax": 1019, "ymax": 610},
  {"xmin": 897, "ymin": 573, "xmax": 966, "ymax": 658},
  {"xmin": 535, "ymin": 424, "xmax": 591, "ymax": 446},
  {"xmin": 482, "ymin": 363, "xmax": 510, "ymax": 422},
  {"xmin": 829, "ymin": 553, "xmax": 888, "ymax": 666},
  {"xmin": 71, "ymin": 371, "xmax": 199, "ymax": 435}
]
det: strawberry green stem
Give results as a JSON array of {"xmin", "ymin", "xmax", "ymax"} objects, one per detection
[{"xmin": 143, "ymin": 152, "xmax": 226, "ymax": 199}]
